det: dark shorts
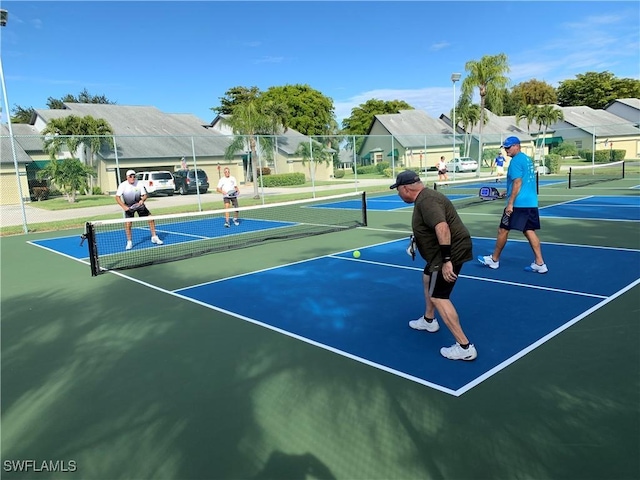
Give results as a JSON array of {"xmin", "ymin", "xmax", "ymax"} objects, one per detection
[
  {"xmin": 424, "ymin": 263, "xmax": 463, "ymax": 299},
  {"xmin": 224, "ymin": 197, "xmax": 239, "ymax": 208},
  {"xmin": 499, "ymin": 207, "xmax": 540, "ymax": 231},
  {"xmin": 125, "ymin": 204, "xmax": 151, "ymax": 218},
  {"xmin": 438, "ymin": 169, "xmax": 447, "ymax": 175}
]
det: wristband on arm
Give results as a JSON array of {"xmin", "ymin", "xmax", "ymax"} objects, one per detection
[{"xmin": 440, "ymin": 245, "xmax": 452, "ymax": 263}]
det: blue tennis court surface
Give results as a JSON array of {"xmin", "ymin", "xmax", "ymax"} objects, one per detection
[
  {"xmin": 30, "ymin": 218, "xmax": 296, "ymax": 259},
  {"xmin": 540, "ymin": 195, "xmax": 640, "ymax": 221},
  {"xmin": 176, "ymin": 237, "xmax": 640, "ymax": 396}
]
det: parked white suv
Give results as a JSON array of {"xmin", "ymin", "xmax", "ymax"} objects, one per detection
[
  {"xmin": 446, "ymin": 157, "xmax": 478, "ymax": 173},
  {"xmin": 135, "ymin": 171, "xmax": 175, "ymax": 196}
]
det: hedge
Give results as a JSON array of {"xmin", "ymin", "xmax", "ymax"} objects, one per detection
[{"xmin": 258, "ymin": 172, "xmax": 306, "ymax": 187}]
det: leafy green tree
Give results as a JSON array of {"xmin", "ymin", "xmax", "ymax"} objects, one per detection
[
  {"xmin": 46, "ymin": 88, "xmax": 116, "ymax": 109},
  {"xmin": 10, "ymin": 105, "xmax": 35, "ymax": 124},
  {"xmin": 557, "ymin": 71, "xmax": 640, "ymax": 109},
  {"xmin": 212, "ymin": 86, "xmax": 262, "ymax": 115},
  {"xmin": 36, "ymin": 158, "xmax": 96, "ymax": 203},
  {"xmin": 461, "ymin": 53, "xmax": 510, "ymax": 170},
  {"xmin": 261, "ymin": 84, "xmax": 335, "ymax": 136},
  {"xmin": 511, "ymin": 79, "xmax": 557, "ymax": 107},
  {"xmin": 341, "ymin": 99, "xmax": 414, "ymax": 154}
]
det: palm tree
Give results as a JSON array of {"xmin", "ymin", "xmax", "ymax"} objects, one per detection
[
  {"xmin": 295, "ymin": 138, "xmax": 332, "ymax": 186},
  {"xmin": 454, "ymin": 101, "xmax": 481, "ymax": 157},
  {"xmin": 515, "ymin": 104, "xmax": 538, "ymax": 136},
  {"xmin": 461, "ymin": 53, "xmax": 510, "ymax": 174},
  {"xmin": 534, "ymin": 105, "xmax": 564, "ymax": 171},
  {"xmin": 36, "ymin": 157, "xmax": 96, "ymax": 203},
  {"xmin": 224, "ymin": 98, "xmax": 287, "ymax": 199},
  {"xmin": 41, "ymin": 115, "xmax": 114, "ymax": 192}
]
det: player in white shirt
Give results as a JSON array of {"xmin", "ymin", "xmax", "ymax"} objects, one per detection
[
  {"xmin": 216, "ymin": 167, "xmax": 240, "ymax": 227},
  {"xmin": 115, "ymin": 170, "xmax": 163, "ymax": 250}
]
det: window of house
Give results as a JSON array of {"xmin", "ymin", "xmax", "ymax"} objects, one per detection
[{"xmin": 575, "ymin": 140, "xmax": 582, "ymax": 149}]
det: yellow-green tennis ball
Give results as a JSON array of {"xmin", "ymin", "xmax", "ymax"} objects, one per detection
[{"xmin": 353, "ymin": 250, "xmax": 361, "ymax": 258}]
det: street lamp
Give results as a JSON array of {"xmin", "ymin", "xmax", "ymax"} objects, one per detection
[
  {"xmin": 1, "ymin": 9, "xmax": 28, "ymax": 233},
  {"xmin": 451, "ymin": 73, "xmax": 461, "ymax": 180}
]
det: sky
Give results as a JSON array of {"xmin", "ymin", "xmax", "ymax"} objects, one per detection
[{"xmin": 1, "ymin": 1, "xmax": 639, "ymax": 126}]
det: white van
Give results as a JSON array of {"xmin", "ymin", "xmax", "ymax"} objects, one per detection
[{"xmin": 135, "ymin": 171, "xmax": 175, "ymax": 196}]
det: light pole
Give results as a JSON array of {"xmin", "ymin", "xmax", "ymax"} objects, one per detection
[
  {"xmin": 451, "ymin": 73, "xmax": 461, "ymax": 180},
  {"xmin": 1, "ymin": 9, "xmax": 28, "ymax": 233}
]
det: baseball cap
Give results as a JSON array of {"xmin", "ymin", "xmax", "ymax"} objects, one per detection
[
  {"xmin": 390, "ymin": 170, "xmax": 421, "ymax": 189},
  {"xmin": 502, "ymin": 136, "xmax": 521, "ymax": 148},
  {"xmin": 126, "ymin": 170, "xmax": 136, "ymax": 176}
]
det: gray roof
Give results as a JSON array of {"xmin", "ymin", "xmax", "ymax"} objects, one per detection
[
  {"xmin": 556, "ymin": 106, "xmax": 640, "ymax": 136},
  {"xmin": 0, "ymin": 125, "xmax": 33, "ymax": 164},
  {"xmin": 608, "ymin": 98, "xmax": 640, "ymax": 110},
  {"xmin": 373, "ymin": 110, "xmax": 455, "ymax": 147},
  {"xmin": 34, "ymin": 103, "xmax": 234, "ymax": 160},
  {"xmin": 9, "ymin": 123, "xmax": 44, "ymax": 152},
  {"xmin": 477, "ymin": 110, "xmax": 534, "ymax": 143}
]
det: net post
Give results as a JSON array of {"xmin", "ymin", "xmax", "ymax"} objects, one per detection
[
  {"xmin": 622, "ymin": 161, "xmax": 625, "ymax": 179},
  {"xmin": 86, "ymin": 222, "xmax": 100, "ymax": 276},
  {"xmin": 536, "ymin": 171, "xmax": 539, "ymax": 194},
  {"xmin": 361, "ymin": 191, "xmax": 368, "ymax": 226},
  {"xmin": 568, "ymin": 167, "xmax": 573, "ymax": 189}
]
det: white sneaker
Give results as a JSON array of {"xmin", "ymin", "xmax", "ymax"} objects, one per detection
[
  {"xmin": 233, "ymin": 219, "xmax": 240, "ymax": 226},
  {"xmin": 409, "ymin": 316, "xmax": 440, "ymax": 333},
  {"xmin": 525, "ymin": 262, "xmax": 548, "ymax": 274},
  {"xmin": 478, "ymin": 255, "xmax": 499, "ymax": 269},
  {"xmin": 151, "ymin": 236, "xmax": 163, "ymax": 245},
  {"xmin": 126, "ymin": 241, "xmax": 133, "ymax": 250},
  {"xmin": 440, "ymin": 343, "xmax": 477, "ymax": 361}
]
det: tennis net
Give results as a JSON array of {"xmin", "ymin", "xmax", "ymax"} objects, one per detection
[
  {"xmin": 85, "ymin": 191, "xmax": 367, "ymax": 276},
  {"xmin": 568, "ymin": 161, "xmax": 625, "ymax": 188},
  {"xmin": 433, "ymin": 174, "xmax": 539, "ymax": 208}
]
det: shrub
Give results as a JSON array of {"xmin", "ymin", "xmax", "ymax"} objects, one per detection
[
  {"xmin": 32, "ymin": 186, "xmax": 50, "ymax": 201},
  {"xmin": 376, "ymin": 161, "xmax": 390, "ymax": 174},
  {"xmin": 259, "ymin": 172, "xmax": 306, "ymax": 187},
  {"xmin": 551, "ymin": 143, "xmax": 578, "ymax": 157},
  {"xmin": 382, "ymin": 168, "xmax": 394, "ymax": 178},
  {"xmin": 355, "ymin": 165, "xmax": 379, "ymax": 175},
  {"xmin": 256, "ymin": 167, "xmax": 271, "ymax": 176},
  {"xmin": 545, "ymin": 154, "xmax": 562, "ymax": 174},
  {"xmin": 334, "ymin": 169, "xmax": 345, "ymax": 179},
  {"xmin": 92, "ymin": 186, "xmax": 103, "ymax": 195}
]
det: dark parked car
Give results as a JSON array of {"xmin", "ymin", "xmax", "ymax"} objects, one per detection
[{"xmin": 173, "ymin": 169, "xmax": 209, "ymax": 195}]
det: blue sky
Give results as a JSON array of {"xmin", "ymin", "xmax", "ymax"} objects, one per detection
[{"xmin": 1, "ymin": 1, "xmax": 639, "ymax": 126}]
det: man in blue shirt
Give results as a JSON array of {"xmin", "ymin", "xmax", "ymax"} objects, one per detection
[
  {"xmin": 478, "ymin": 136, "xmax": 548, "ymax": 273},
  {"xmin": 493, "ymin": 151, "xmax": 506, "ymax": 181}
]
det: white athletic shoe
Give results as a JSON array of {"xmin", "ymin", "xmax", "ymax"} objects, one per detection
[
  {"xmin": 233, "ymin": 219, "xmax": 240, "ymax": 226},
  {"xmin": 440, "ymin": 343, "xmax": 478, "ymax": 361},
  {"xmin": 126, "ymin": 241, "xmax": 133, "ymax": 250},
  {"xmin": 478, "ymin": 255, "xmax": 499, "ymax": 269},
  {"xmin": 409, "ymin": 316, "xmax": 440, "ymax": 333},
  {"xmin": 151, "ymin": 235, "xmax": 163, "ymax": 245},
  {"xmin": 525, "ymin": 262, "xmax": 548, "ymax": 274}
]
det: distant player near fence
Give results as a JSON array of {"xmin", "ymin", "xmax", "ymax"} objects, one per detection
[{"xmin": 216, "ymin": 167, "xmax": 240, "ymax": 228}]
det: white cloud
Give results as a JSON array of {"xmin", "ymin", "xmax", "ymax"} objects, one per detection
[
  {"xmin": 253, "ymin": 56, "xmax": 284, "ymax": 64},
  {"xmin": 334, "ymin": 87, "xmax": 455, "ymax": 124},
  {"xmin": 430, "ymin": 41, "xmax": 450, "ymax": 51}
]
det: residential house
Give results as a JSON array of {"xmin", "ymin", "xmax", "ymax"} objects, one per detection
[
  {"xmin": 549, "ymin": 106, "xmax": 640, "ymax": 159},
  {"xmin": 604, "ymin": 98, "xmax": 640, "ymax": 127},
  {"xmin": 359, "ymin": 110, "xmax": 458, "ymax": 174}
]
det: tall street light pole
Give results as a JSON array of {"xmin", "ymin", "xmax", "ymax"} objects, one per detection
[
  {"xmin": 1, "ymin": 9, "xmax": 28, "ymax": 233},
  {"xmin": 451, "ymin": 73, "xmax": 461, "ymax": 180}
]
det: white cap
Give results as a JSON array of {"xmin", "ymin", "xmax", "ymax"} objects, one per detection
[{"xmin": 126, "ymin": 170, "xmax": 136, "ymax": 176}]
